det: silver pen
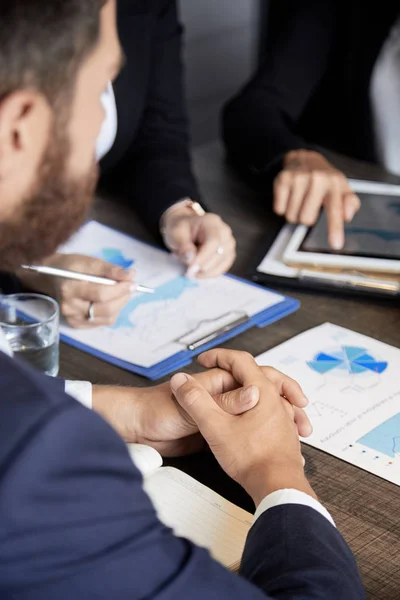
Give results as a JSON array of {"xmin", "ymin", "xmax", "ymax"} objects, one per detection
[{"xmin": 21, "ymin": 265, "xmax": 155, "ymax": 294}]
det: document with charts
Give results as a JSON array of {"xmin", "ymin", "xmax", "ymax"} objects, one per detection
[
  {"xmin": 58, "ymin": 221, "xmax": 292, "ymax": 373},
  {"xmin": 256, "ymin": 323, "xmax": 400, "ymax": 486}
]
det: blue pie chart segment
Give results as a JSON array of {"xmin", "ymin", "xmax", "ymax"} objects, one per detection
[
  {"xmin": 307, "ymin": 353, "xmax": 344, "ymax": 375},
  {"xmin": 308, "ymin": 347, "xmax": 388, "ymax": 375},
  {"xmin": 343, "ymin": 347, "xmax": 369, "ymax": 361},
  {"xmin": 352, "ymin": 357, "xmax": 388, "ymax": 374}
]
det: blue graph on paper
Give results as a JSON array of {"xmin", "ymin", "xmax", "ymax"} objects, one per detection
[
  {"xmin": 97, "ymin": 248, "xmax": 135, "ymax": 269},
  {"xmin": 113, "ymin": 276, "xmax": 198, "ymax": 329},
  {"xmin": 307, "ymin": 346, "xmax": 388, "ymax": 376},
  {"xmin": 358, "ymin": 413, "xmax": 400, "ymax": 458}
]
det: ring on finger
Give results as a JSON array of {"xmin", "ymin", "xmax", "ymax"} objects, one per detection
[{"xmin": 87, "ymin": 301, "xmax": 95, "ymax": 322}]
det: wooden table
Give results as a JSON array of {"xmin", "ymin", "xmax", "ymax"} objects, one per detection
[{"xmin": 60, "ymin": 141, "xmax": 400, "ymax": 599}]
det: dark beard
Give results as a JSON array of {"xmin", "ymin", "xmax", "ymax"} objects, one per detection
[{"xmin": 0, "ymin": 119, "xmax": 98, "ymax": 272}]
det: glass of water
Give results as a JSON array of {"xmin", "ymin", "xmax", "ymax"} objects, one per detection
[{"xmin": 0, "ymin": 293, "xmax": 60, "ymax": 376}]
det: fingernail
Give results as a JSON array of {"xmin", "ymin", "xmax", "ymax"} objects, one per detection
[
  {"xmin": 241, "ymin": 385, "xmax": 259, "ymax": 404},
  {"xmin": 302, "ymin": 455, "xmax": 306, "ymax": 468},
  {"xmin": 302, "ymin": 394, "xmax": 309, "ymax": 406},
  {"xmin": 183, "ymin": 251, "xmax": 196, "ymax": 265},
  {"xmin": 331, "ymin": 235, "xmax": 344, "ymax": 250},
  {"xmin": 346, "ymin": 205, "xmax": 356, "ymax": 221},
  {"xmin": 186, "ymin": 264, "xmax": 200, "ymax": 279},
  {"xmin": 171, "ymin": 373, "xmax": 188, "ymax": 392},
  {"xmin": 130, "ymin": 283, "xmax": 137, "ymax": 294}
]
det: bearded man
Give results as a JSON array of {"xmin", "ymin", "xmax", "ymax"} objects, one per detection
[{"xmin": 0, "ymin": 2, "xmax": 364, "ymax": 599}]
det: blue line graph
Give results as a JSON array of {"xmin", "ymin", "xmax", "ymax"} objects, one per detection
[
  {"xmin": 113, "ymin": 276, "xmax": 198, "ymax": 329},
  {"xmin": 358, "ymin": 413, "xmax": 400, "ymax": 458}
]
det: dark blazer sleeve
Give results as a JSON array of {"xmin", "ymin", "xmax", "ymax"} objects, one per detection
[
  {"xmin": 0, "ymin": 370, "xmax": 365, "ymax": 599},
  {"xmin": 222, "ymin": 0, "xmax": 338, "ymax": 183},
  {"xmin": 241, "ymin": 504, "xmax": 365, "ymax": 599},
  {"xmin": 113, "ymin": 0, "xmax": 201, "ymax": 233}
]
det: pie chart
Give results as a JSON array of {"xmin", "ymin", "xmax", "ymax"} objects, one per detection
[{"xmin": 308, "ymin": 346, "xmax": 388, "ymax": 376}]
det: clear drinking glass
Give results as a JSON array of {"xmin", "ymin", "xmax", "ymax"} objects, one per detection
[{"xmin": 0, "ymin": 293, "xmax": 60, "ymax": 376}]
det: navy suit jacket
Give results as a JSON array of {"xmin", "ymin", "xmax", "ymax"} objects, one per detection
[{"xmin": 0, "ymin": 351, "xmax": 365, "ymax": 599}]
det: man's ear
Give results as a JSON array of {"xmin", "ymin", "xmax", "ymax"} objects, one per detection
[{"xmin": 0, "ymin": 90, "xmax": 51, "ymax": 179}]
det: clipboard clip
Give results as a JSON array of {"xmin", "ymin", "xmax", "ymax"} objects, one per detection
[{"xmin": 177, "ymin": 311, "xmax": 250, "ymax": 352}]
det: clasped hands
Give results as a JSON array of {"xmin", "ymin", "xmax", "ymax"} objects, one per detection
[{"xmin": 94, "ymin": 349, "xmax": 314, "ymax": 505}]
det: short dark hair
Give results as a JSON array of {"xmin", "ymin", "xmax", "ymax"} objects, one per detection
[{"xmin": 0, "ymin": 0, "xmax": 107, "ymax": 104}]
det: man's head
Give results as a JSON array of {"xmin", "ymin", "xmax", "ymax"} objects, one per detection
[{"xmin": 0, "ymin": 0, "xmax": 122, "ymax": 270}]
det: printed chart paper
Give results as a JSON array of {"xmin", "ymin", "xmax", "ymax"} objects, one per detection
[
  {"xmin": 59, "ymin": 221, "xmax": 285, "ymax": 369},
  {"xmin": 256, "ymin": 323, "xmax": 400, "ymax": 486}
]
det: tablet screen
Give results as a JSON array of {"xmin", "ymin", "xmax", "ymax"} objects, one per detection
[{"xmin": 300, "ymin": 193, "xmax": 400, "ymax": 260}]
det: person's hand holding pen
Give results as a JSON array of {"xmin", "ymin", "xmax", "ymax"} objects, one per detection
[
  {"xmin": 18, "ymin": 253, "xmax": 135, "ymax": 329},
  {"xmin": 274, "ymin": 150, "xmax": 361, "ymax": 250},
  {"xmin": 160, "ymin": 200, "xmax": 237, "ymax": 278}
]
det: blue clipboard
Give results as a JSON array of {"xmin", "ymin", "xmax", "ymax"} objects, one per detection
[{"xmin": 59, "ymin": 226, "xmax": 300, "ymax": 380}]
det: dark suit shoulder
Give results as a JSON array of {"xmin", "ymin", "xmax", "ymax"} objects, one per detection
[{"xmin": 0, "ymin": 352, "xmax": 68, "ymax": 467}]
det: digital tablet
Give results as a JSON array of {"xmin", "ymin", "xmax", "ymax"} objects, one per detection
[{"xmin": 283, "ymin": 182, "xmax": 400, "ymax": 273}]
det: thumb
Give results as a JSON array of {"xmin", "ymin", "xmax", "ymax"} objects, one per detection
[
  {"xmin": 294, "ymin": 406, "xmax": 313, "ymax": 438},
  {"xmin": 215, "ymin": 384, "xmax": 259, "ymax": 415},
  {"xmin": 164, "ymin": 221, "xmax": 198, "ymax": 265},
  {"xmin": 171, "ymin": 373, "xmax": 222, "ymax": 429}
]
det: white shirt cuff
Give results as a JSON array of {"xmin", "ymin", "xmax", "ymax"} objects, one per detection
[
  {"xmin": 64, "ymin": 380, "xmax": 92, "ymax": 409},
  {"xmin": 253, "ymin": 489, "xmax": 336, "ymax": 528}
]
